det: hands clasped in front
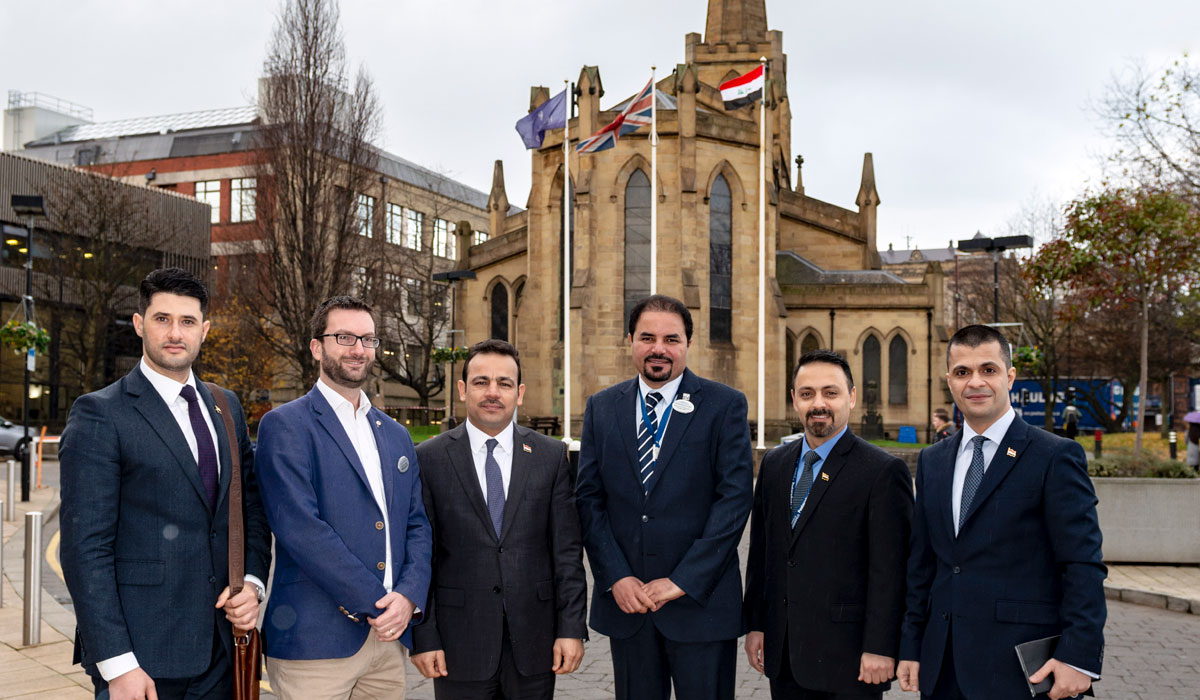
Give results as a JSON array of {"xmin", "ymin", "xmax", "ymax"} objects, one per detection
[
  {"xmin": 612, "ymin": 575, "xmax": 685, "ymax": 613},
  {"xmin": 368, "ymin": 591, "xmax": 415, "ymax": 642}
]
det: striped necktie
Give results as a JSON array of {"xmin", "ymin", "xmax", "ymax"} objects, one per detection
[
  {"xmin": 638, "ymin": 391, "xmax": 663, "ymax": 493},
  {"xmin": 959, "ymin": 435, "xmax": 987, "ymax": 532}
]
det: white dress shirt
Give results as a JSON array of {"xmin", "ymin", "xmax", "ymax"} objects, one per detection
[
  {"xmin": 315, "ymin": 379, "xmax": 393, "ymax": 593},
  {"xmin": 951, "ymin": 407, "xmax": 1016, "ymax": 536},
  {"xmin": 98, "ymin": 361, "xmax": 264, "ymax": 681},
  {"xmin": 633, "ymin": 373, "xmax": 685, "ymax": 443},
  {"xmin": 464, "ymin": 418, "xmax": 514, "ymax": 501}
]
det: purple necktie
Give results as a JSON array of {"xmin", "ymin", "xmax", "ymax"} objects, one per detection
[{"xmin": 180, "ymin": 385, "xmax": 218, "ymax": 510}]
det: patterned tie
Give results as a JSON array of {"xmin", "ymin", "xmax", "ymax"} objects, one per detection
[
  {"xmin": 484, "ymin": 438, "xmax": 505, "ymax": 538},
  {"xmin": 791, "ymin": 449, "xmax": 821, "ymax": 528},
  {"xmin": 179, "ymin": 385, "xmax": 218, "ymax": 510},
  {"xmin": 959, "ymin": 435, "xmax": 988, "ymax": 532},
  {"xmin": 638, "ymin": 391, "xmax": 663, "ymax": 494}
]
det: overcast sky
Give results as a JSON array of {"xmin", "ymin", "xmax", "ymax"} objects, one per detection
[{"xmin": 3, "ymin": 1, "xmax": 1197, "ymax": 253}]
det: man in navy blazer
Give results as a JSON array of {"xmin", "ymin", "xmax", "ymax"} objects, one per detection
[
  {"xmin": 576, "ymin": 294, "xmax": 754, "ymax": 700},
  {"xmin": 897, "ymin": 325, "xmax": 1106, "ymax": 700},
  {"xmin": 61, "ymin": 268, "xmax": 272, "ymax": 700},
  {"xmin": 256, "ymin": 296, "xmax": 432, "ymax": 699}
]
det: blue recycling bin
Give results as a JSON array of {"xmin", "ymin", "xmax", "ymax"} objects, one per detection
[{"xmin": 898, "ymin": 426, "xmax": 918, "ymax": 444}]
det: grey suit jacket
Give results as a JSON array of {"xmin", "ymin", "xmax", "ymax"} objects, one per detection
[{"xmin": 412, "ymin": 423, "xmax": 587, "ymax": 680}]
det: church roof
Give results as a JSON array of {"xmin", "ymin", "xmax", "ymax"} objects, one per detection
[
  {"xmin": 879, "ymin": 245, "xmax": 958, "ymax": 265},
  {"xmin": 777, "ymin": 251, "xmax": 908, "ymax": 285}
]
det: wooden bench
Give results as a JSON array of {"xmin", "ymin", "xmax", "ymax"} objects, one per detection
[{"xmin": 527, "ymin": 416, "xmax": 561, "ymax": 435}]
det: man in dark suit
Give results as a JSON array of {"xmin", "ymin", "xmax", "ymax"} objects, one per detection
[
  {"xmin": 576, "ymin": 294, "xmax": 754, "ymax": 700},
  {"xmin": 744, "ymin": 350, "xmax": 913, "ymax": 699},
  {"xmin": 411, "ymin": 339, "xmax": 587, "ymax": 698},
  {"xmin": 897, "ymin": 325, "xmax": 1106, "ymax": 700},
  {"xmin": 60, "ymin": 267, "xmax": 271, "ymax": 700},
  {"xmin": 255, "ymin": 296, "xmax": 432, "ymax": 699}
]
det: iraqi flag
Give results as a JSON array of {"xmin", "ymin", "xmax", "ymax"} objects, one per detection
[{"xmin": 719, "ymin": 65, "xmax": 764, "ymax": 110}]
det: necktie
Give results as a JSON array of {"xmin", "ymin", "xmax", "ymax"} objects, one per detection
[
  {"xmin": 638, "ymin": 391, "xmax": 663, "ymax": 494},
  {"xmin": 484, "ymin": 438, "xmax": 505, "ymax": 538},
  {"xmin": 791, "ymin": 449, "xmax": 821, "ymax": 528},
  {"xmin": 959, "ymin": 435, "xmax": 988, "ymax": 532},
  {"xmin": 179, "ymin": 385, "xmax": 218, "ymax": 510}
]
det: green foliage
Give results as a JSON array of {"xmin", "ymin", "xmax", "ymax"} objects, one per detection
[
  {"xmin": 0, "ymin": 320, "xmax": 50, "ymax": 355},
  {"xmin": 1012, "ymin": 345, "xmax": 1044, "ymax": 374},
  {"xmin": 430, "ymin": 346, "xmax": 468, "ymax": 364},
  {"xmin": 1088, "ymin": 454, "xmax": 1197, "ymax": 478}
]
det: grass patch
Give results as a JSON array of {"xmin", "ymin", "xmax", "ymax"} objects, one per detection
[
  {"xmin": 869, "ymin": 439, "xmax": 930, "ymax": 449},
  {"xmin": 404, "ymin": 424, "xmax": 443, "ymax": 444},
  {"xmin": 1073, "ymin": 432, "xmax": 1179, "ymax": 461},
  {"xmin": 1088, "ymin": 453, "xmax": 1196, "ymax": 478}
]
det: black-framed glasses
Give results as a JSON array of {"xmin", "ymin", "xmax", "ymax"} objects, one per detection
[{"xmin": 315, "ymin": 333, "xmax": 382, "ymax": 349}]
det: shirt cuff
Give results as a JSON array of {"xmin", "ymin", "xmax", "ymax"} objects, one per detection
[
  {"xmin": 1066, "ymin": 662, "xmax": 1100, "ymax": 679},
  {"xmin": 96, "ymin": 652, "xmax": 139, "ymax": 681},
  {"xmin": 244, "ymin": 575, "xmax": 266, "ymax": 599}
]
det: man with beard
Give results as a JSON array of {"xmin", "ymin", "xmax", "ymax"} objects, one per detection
[
  {"xmin": 411, "ymin": 339, "xmax": 587, "ymax": 698},
  {"xmin": 576, "ymin": 294, "xmax": 753, "ymax": 700},
  {"xmin": 255, "ymin": 296, "xmax": 432, "ymax": 699},
  {"xmin": 60, "ymin": 267, "xmax": 271, "ymax": 700},
  {"xmin": 744, "ymin": 349, "xmax": 913, "ymax": 699}
]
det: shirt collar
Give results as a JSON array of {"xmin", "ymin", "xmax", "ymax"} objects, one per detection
[
  {"xmin": 464, "ymin": 417, "xmax": 514, "ymax": 455},
  {"xmin": 801, "ymin": 425, "xmax": 848, "ymax": 464},
  {"xmin": 638, "ymin": 372, "xmax": 684, "ymax": 407},
  {"xmin": 315, "ymin": 377, "xmax": 371, "ymax": 419},
  {"xmin": 139, "ymin": 359, "xmax": 197, "ymax": 406},
  {"xmin": 959, "ymin": 406, "xmax": 1017, "ymax": 455}
]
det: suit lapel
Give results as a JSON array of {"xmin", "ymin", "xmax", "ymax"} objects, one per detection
[
  {"xmin": 445, "ymin": 425, "xmax": 496, "ymax": 540},
  {"xmin": 500, "ymin": 425, "xmax": 533, "ymax": 543},
  {"xmin": 790, "ymin": 430, "xmax": 855, "ymax": 546},
  {"xmin": 196, "ymin": 381, "xmax": 233, "ymax": 513},
  {"xmin": 368, "ymin": 409, "xmax": 395, "ymax": 508},
  {"xmin": 308, "ymin": 387, "xmax": 374, "ymax": 498},
  {"xmin": 126, "ymin": 369, "xmax": 209, "ymax": 510},
  {"xmin": 649, "ymin": 369, "xmax": 701, "ymax": 493},
  {"xmin": 937, "ymin": 432, "xmax": 964, "ymax": 540},
  {"xmin": 613, "ymin": 379, "xmax": 644, "ymax": 491},
  {"xmin": 960, "ymin": 417, "xmax": 1030, "ymax": 529}
]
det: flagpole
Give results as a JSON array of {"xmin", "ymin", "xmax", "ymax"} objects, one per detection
[
  {"xmin": 756, "ymin": 57, "xmax": 767, "ymax": 451},
  {"xmin": 650, "ymin": 66, "xmax": 658, "ymax": 295},
  {"xmin": 563, "ymin": 79, "xmax": 573, "ymax": 442}
]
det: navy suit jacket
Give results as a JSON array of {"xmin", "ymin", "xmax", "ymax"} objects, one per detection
[
  {"xmin": 576, "ymin": 368, "xmax": 754, "ymax": 642},
  {"xmin": 900, "ymin": 416, "xmax": 1107, "ymax": 698},
  {"xmin": 255, "ymin": 386, "xmax": 432, "ymax": 658},
  {"xmin": 60, "ymin": 367, "xmax": 271, "ymax": 679}
]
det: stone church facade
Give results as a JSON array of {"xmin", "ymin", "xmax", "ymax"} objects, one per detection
[{"xmin": 456, "ymin": 0, "xmax": 948, "ymax": 440}]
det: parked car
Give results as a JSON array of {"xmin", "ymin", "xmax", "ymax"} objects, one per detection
[{"xmin": 0, "ymin": 417, "xmax": 32, "ymax": 462}]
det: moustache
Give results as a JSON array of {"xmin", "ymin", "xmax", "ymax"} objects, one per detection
[{"xmin": 806, "ymin": 410, "xmax": 832, "ymax": 420}]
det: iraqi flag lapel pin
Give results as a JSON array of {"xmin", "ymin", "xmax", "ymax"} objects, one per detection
[
  {"xmin": 1006, "ymin": 447, "xmax": 1017, "ymax": 458},
  {"xmin": 522, "ymin": 443, "xmax": 533, "ymax": 453}
]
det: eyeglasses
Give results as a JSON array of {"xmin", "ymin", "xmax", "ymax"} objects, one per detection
[{"xmin": 315, "ymin": 333, "xmax": 382, "ymax": 349}]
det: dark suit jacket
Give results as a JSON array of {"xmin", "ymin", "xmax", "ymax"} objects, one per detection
[
  {"xmin": 744, "ymin": 430, "xmax": 913, "ymax": 694},
  {"xmin": 576, "ymin": 368, "xmax": 754, "ymax": 642},
  {"xmin": 60, "ymin": 367, "xmax": 271, "ymax": 679},
  {"xmin": 412, "ymin": 423, "xmax": 587, "ymax": 680},
  {"xmin": 255, "ymin": 385, "xmax": 432, "ymax": 658},
  {"xmin": 900, "ymin": 416, "xmax": 1107, "ymax": 698}
]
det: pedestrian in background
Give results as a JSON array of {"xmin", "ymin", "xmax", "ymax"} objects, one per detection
[{"xmin": 931, "ymin": 407, "xmax": 955, "ymax": 443}]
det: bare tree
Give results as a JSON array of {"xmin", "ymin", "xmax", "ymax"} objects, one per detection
[{"xmin": 251, "ymin": 0, "xmax": 382, "ymax": 387}]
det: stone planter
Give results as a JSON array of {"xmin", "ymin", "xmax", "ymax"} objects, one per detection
[{"xmin": 1094, "ymin": 477, "xmax": 1200, "ymax": 564}]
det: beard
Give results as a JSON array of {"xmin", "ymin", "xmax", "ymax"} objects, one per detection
[
  {"xmin": 322, "ymin": 352, "xmax": 374, "ymax": 389},
  {"xmin": 805, "ymin": 409, "xmax": 838, "ymax": 438},
  {"xmin": 640, "ymin": 355, "xmax": 673, "ymax": 383},
  {"xmin": 144, "ymin": 342, "xmax": 198, "ymax": 375}
]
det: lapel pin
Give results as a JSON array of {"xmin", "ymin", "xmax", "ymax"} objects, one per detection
[
  {"xmin": 375, "ymin": 420, "xmax": 382, "ymax": 427},
  {"xmin": 820, "ymin": 472, "xmax": 830, "ymax": 482},
  {"xmin": 672, "ymin": 393, "xmax": 695, "ymax": 414},
  {"xmin": 522, "ymin": 443, "xmax": 533, "ymax": 453},
  {"xmin": 1006, "ymin": 447, "xmax": 1017, "ymax": 458},
  {"xmin": 397, "ymin": 456, "xmax": 410, "ymax": 473},
  {"xmin": 214, "ymin": 406, "xmax": 222, "ymax": 415}
]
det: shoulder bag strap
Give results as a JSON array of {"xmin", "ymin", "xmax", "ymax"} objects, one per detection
[{"xmin": 205, "ymin": 382, "xmax": 245, "ymax": 595}]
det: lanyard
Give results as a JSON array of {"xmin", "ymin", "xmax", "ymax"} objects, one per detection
[{"xmin": 639, "ymin": 392, "xmax": 673, "ymax": 455}]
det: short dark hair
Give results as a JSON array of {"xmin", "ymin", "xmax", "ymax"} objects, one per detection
[
  {"xmin": 138, "ymin": 267, "xmax": 208, "ymax": 316},
  {"xmin": 792, "ymin": 349, "xmax": 854, "ymax": 390},
  {"xmin": 627, "ymin": 294, "xmax": 693, "ymax": 342},
  {"xmin": 310, "ymin": 296, "xmax": 374, "ymax": 340},
  {"xmin": 947, "ymin": 324, "xmax": 1012, "ymax": 369},
  {"xmin": 933, "ymin": 407, "xmax": 951, "ymax": 422},
  {"xmin": 462, "ymin": 339, "xmax": 522, "ymax": 385}
]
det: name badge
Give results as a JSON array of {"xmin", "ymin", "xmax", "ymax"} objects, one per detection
[
  {"xmin": 652, "ymin": 445, "xmax": 660, "ymax": 461},
  {"xmin": 673, "ymin": 393, "xmax": 695, "ymax": 414},
  {"xmin": 397, "ymin": 456, "xmax": 410, "ymax": 473}
]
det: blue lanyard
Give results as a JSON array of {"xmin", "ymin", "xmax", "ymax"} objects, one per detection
[{"xmin": 639, "ymin": 392, "xmax": 673, "ymax": 450}]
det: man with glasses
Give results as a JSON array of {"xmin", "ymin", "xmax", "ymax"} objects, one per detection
[{"xmin": 256, "ymin": 296, "xmax": 433, "ymax": 699}]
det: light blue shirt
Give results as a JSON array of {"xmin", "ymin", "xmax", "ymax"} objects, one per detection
[{"xmin": 792, "ymin": 425, "xmax": 848, "ymax": 524}]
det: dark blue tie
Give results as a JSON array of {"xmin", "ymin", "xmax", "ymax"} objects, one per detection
[
  {"xmin": 959, "ymin": 435, "xmax": 987, "ymax": 532},
  {"xmin": 180, "ymin": 385, "xmax": 218, "ymax": 510},
  {"xmin": 638, "ymin": 391, "xmax": 663, "ymax": 494},
  {"xmin": 791, "ymin": 449, "xmax": 820, "ymax": 528},
  {"xmin": 485, "ymin": 438, "xmax": 505, "ymax": 538}
]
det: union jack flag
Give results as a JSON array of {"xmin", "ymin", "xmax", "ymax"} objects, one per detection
[{"xmin": 576, "ymin": 77, "xmax": 655, "ymax": 154}]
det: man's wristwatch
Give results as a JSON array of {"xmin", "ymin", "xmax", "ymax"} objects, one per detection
[{"xmin": 252, "ymin": 583, "xmax": 266, "ymax": 603}]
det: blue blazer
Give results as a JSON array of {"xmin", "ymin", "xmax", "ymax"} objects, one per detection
[
  {"xmin": 900, "ymin": 416, "xmax": 1107, "ymax": 698},
  {"xmin": 60, "ymin": 368, "xmax": 271, "ymax": 679},
  {"xmin": 576, "ymin": 368, "xmax": 754, "ymax": 642},
  {"xmin": 255, "ymin": 386, "xmax": 432, "ymax": 658}
]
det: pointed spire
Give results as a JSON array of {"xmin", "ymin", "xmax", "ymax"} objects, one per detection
[
  {"xmin": 487, "ymin": 160, "xmax": 508, "ymax": 237},
  {"xmin": 705, "ymin": 0, "xmax": 768, "ymax": 44},
  {"xmin": 856, "ymin": 152, "xmax": 880, "ymax": 208}
]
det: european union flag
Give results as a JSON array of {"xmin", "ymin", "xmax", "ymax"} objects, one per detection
[{"xmin": 515, "ymin": 89, "xmax": 567, "ymax": 149}]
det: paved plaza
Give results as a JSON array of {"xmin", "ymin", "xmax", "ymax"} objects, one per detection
[{"xmin": 2, "ymin": 464, "xmax": 1199, "ymax": 699}]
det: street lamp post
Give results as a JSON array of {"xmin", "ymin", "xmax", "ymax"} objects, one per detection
[
  {"xmin": 432, "ymin": 269, "xmax": 476, "ymax": 429},
  {"xmin": 956, "ymin": 233, "xmax": 1033, "ymax": 324},
  {"xmin": 9, "ymin": 195, "xmax": 47, "ymax": 503}
]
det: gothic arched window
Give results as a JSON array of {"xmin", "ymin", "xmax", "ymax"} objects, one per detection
[
  {"xmin": 490, "ymin": 283, "xmax": 509, "ymax": 342},
  {"xmin": 624, "ymin": 169, "xmax": 651, "ymax": 331},
  {"xmin": 709, "ymin": 174, "xmax": 732, "ymax": 343},
  {"xmin": 862, "ymin": 335, "xmax": 882, "ymax": 403},
  {"xmin": 889, "ymin": 334, "xmax": 908, "ymax": 404}
]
